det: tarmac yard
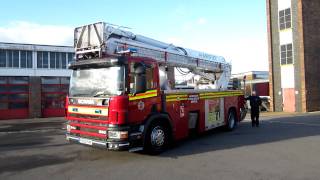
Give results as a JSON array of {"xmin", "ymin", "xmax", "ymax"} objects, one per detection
[{"xmin": 0, "ymin": 112, "xmax": 320, "ymax": 180}]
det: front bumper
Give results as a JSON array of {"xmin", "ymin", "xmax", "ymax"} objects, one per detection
[{"xmin": 66, "ymin": 134, "xmax": 130, "ymax": 151}]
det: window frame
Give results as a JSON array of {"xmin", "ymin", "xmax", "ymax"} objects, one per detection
[
  {"xmin": 279, "ymin": 8, "xmax": 292, "ymax": 30},
  {"xmin": 129, "ymin": 61, "xmax": 156, "ymax": 94},
  {"xmin": 280, "ymin": 43, "xmax": 294, "ymax": 65}
]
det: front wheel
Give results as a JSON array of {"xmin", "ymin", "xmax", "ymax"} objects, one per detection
[
  {"xmin": 144, "ymin": 122, "xmax": 169, "ymax": 154},
  {"xmin": 226, "ymin": 110, "xmax": 237, "ymax": 131}
]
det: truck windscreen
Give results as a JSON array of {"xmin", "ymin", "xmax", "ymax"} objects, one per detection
[{"xmin": 69, "ymin": 66, "xmax": 125, "ymax": 97}]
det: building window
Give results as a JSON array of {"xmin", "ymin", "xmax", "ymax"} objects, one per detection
[
  {"xmin": 67, "ymin": 53, "xmax": 74, "ymax": 65},
  {"xmin": 27, "ymin": 51, "xmax": 33, "ymax": 68},
  {"xmin": 280, "ymin": 44, "xmax": 293, "ymax": 65},
  {"xmin": 0, "ymin": 50, "xmax": 32, "ymax": 68},
  {"xmin": 7, "ymin": 50, "xmax": 14, "ymax": 67},
  {"xmin": 50, "ymin": 52, "xmax": 61, "ymax": 69},
  {"xmin": 13, "ymin": 50, "xmax": 19, "ymax": 67},
  {"xmin": 49, "ymin": 52, "xmax": 71, "ymax": 69},
  {"xmin": 0, "ymin": 50, "xmax": 5, "ymax": 67},
  {"xmin": 61, "ymin": 52, "xmax": 67, "ymax": 69},
  {"xmin": 20, "ymin": 51, "xmax": 26, "ymax": 68},
  {"xmin": 56, "ymin": 53, "xmax": 61, "ymax": 69},
  {"xmin": 37, "ymin": 51, "xmax": 49, "ymax": 68},
  {"xmin": 20, "ymin": 51, "xmax": 33, "ymax": 68},
  {"xmin": 50, "ymin": 52, "xmax": 56, "ymax": 69},
  {"xmin": 279, "ymin": 8, "xmax": 291, "ymax": 30},
  {"xmin": 37, "ymin": 52, "xmax": 42, "ymax": 68},
  {"xmin": 43, "ymin": 52, "xmax": 49, "ymax": 68},
  {"xmin": 6, "ymin": 50, "xmax": 19, "ymax": 68}
]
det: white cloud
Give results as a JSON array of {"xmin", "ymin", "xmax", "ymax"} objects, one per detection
[
  {"xmin": 172, "ymin": 5, "xmax": 188, "ymax": 18},
  {"xmin": 0, "ymin": 21, "xmax": 268, "ymax": 74},
  {"xmin": 197, "ymin": 18, "xmax": 208, "ymax": 25},
  {"xmin": 0, "ymin": 21, "xmax": 73, "ymax": 46}
]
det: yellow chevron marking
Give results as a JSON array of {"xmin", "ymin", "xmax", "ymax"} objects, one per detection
[
  {"xmin": 166, "ymin": 91, "xmax": 243, "ymax": 102},
  {"xmin": 129, "ymin": 89, "xmax": 158, "ymax": 101}
]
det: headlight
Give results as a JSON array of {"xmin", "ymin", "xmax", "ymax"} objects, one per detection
[
  {"xmin": 98, "ymin": 130, "xmax": 107, "ymax": 134},
  {"xmin": 66, "ymin": 124, "xmax": 76, "ymax": 132},
  {"xmin": 108, "ymin": 131, "xmax": 128, "ymax": 139}
]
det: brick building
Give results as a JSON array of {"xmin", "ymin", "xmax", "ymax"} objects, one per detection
[
  {"xmin": 266, "ymin": 0, "xmax": 320, "ymax": 112},
  {"xmin": 0, "ymin": 42, "xmax": 73, "ymax": 119}
]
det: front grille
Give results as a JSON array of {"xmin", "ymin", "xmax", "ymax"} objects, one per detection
[
  {"xmin": 69, "ymin": 113, "xmax": 107, "ymax": 120},
  {"xmin": 80, "ymin": 127, "xmax": 99, "ymax": 133},
  {"xmin": 68, "ymin": 119, "xmax": 108, "ymax": 141}
]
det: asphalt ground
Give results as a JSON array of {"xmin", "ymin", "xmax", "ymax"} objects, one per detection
[{"xmin": 0, "ymin": 112, "xmax": 320, "ymax": 180}]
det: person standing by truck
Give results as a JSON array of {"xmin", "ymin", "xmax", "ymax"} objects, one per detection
[{"xmin": 245, "ymin": 91, "xmax": 262, "ymax": 127}]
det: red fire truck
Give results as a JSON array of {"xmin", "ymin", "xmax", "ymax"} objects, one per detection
[{"xmin": 66, "ymin": 22, "xmax": 246, "ymax": 153}]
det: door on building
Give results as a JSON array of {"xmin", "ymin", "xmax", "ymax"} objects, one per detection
[
  {"xmin": 41, "ymin": 77, "xmax": 69, "ymax": 117},
  {"xmin": 0, "ymin": 76, "xmax": 29, "ymax": 120},
  {"xmin": 282, "ymin": 88, "xmax": 295, "ymax": 112}
]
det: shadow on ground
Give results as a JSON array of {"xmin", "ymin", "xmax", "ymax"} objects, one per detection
[
  {"xmin": 0, "ymin": 154, "xmax": 75, "ymax": 173},
  {"xmin": 0, "ymin": 121, "xmax": 63, "ymax": 132},
  {"xmin": 0, "ymin": 130, "xmax": 66, "ymax": 152},
  {"xmin": 160, "ymin": 113, "xmax": 320, "ymax": 157},
  {"xmin": 0, "ymin": 113, "xmax": 319, "ymax": 172}
]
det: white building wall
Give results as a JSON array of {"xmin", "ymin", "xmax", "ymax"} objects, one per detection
[
  {"xmin": 280, "ymin": 65, "xmax": 295, "ymax": 88},
  {"xmin": 278, "ymin": 0, "xmax": 291, "ymax": 11},
  {"xmin": 279, "ymin": 30, "xmax": 293, "ymax": 45},
  {"xmin": 0, "ymin": 69, "xmax": 71, "ymax": 77},
  {"xmin": 278, "ymin": 0, "xmax": 294, "ymax": 89}
]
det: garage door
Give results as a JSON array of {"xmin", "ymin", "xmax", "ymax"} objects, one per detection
[
  {"xmin": 41, "ymin": 77, "xmax": 69, "ymax": 117},
  {"xmin": 0, "ymin": 76, "xmax": 29, "ymax": 120}
]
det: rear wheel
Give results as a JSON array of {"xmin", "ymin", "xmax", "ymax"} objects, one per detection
[
  {"xmin": 144, "ymin": 122, "xmax": 169, "ymax": 154},
  {"xmin": 226, "ymin": 110, "xmax": 237, "ymax": 131}
]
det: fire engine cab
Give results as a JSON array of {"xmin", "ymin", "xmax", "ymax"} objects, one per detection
[{"xmin": 66, "ymin": 22, "xmax": 246, "ymax": 153}]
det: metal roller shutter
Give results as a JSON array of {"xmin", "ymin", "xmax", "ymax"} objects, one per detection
[
  {"xmin": 41, "ymin": 77, "xmax": 69, "ymax": 117},
  {"xmin": 0, "ymin": 76, "xmax": 29, "ymax": 120}
]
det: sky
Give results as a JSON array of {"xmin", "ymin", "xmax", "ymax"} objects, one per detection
[{"xmin": 0, "ymin": 0, "xmax": 268, "ymax": 74}]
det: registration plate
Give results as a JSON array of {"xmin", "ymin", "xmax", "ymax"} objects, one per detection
[{"xmin": 79, "ymin": 138, "xmax": 93, "ymax": 145}]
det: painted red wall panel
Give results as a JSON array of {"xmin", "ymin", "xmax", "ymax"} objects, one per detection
[
  {"xmin": 0, "ymin": 109, "xmax": 29, "ymax": 120},
  {"xmin": 283, "ymin": 88, "xmax": 295, "ymax": 112},
  {"xmin": 42, "ymin": 109, "xmax": 65, "ymax": 118}
]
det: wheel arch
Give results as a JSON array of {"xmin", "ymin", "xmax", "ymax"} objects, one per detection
[
  {"xmin": 142, "ymin": 113, "xmax": 174, "ymax": 144},
  {"xmin": 227, "ymin": 106, "xmax": 238, "ymax": 122}
]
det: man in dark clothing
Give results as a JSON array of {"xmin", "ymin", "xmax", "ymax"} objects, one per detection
[{"xmin": 245, "ymin": 91, "xmax": 262, "ymax": 127}]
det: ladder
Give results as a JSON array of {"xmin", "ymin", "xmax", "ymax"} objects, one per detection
[{"xmin": 74, "ymin": 22, "xmax": 232, "ymax": 89}]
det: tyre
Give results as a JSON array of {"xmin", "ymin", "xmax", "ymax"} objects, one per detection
[
  {"xmin": 226, "ymin": 110, "xmax": 237, "ymax": 131},
  {"xmin": 144, "ymin": 121, "xmax": 169, "ymax": 154},
  {"xmin": 240, "ymin": 106, "xmax": 247, "ymax": 121}
]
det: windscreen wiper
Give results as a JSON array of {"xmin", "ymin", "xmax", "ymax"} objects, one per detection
[
  {"xmin": 71, "ymin": 94, "xmax": 90, "ymax": 97},
  {"xmin": 93, "ymin": 91, "xmax": 109, "ymax": 97}
]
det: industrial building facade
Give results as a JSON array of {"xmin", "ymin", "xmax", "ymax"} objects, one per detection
[
  {"xmin": 267, "ymin": 0, "xmax": 320, "ymax": 112},
  {"xmin": 0, "ymin": 42, "xmax": 73, "ymax": 119}
]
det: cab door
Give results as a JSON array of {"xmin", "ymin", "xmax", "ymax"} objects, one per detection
[{"xmin": 127, "ymin": 60, "xmax": 161, "ymax": 123}]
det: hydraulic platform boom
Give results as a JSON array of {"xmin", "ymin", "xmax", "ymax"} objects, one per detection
[{"xmin": 74, "ymin": 22, "xmax": 232, "ymax": 89}]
